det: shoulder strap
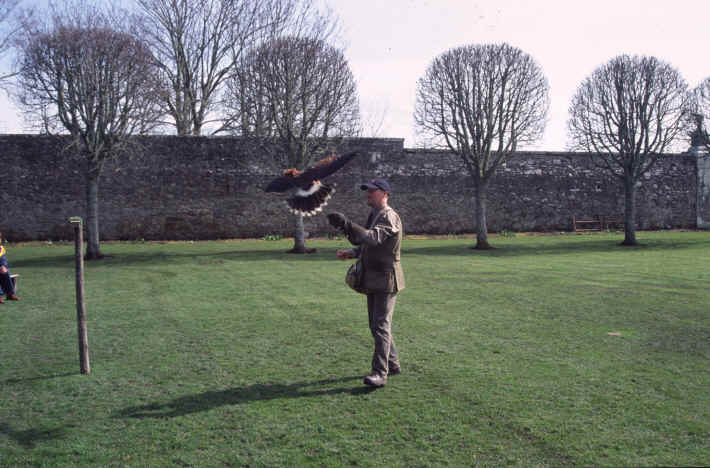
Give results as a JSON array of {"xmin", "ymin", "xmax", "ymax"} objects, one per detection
[{"xmin": 368, "ymin": 207, "xmax": 390, "ymax": 229}]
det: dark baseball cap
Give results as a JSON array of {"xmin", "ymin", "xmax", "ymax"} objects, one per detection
[{"xmin": 360, "ymin": 178, "xmax": 391, "ymax": 193}]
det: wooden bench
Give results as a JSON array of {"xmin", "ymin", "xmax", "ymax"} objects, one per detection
[
  {"xmin": 572, "ymin": 215, "xmax": 602, "ymax": 232},
  {"xmin": 572, "ymin": 215, "xmax": 624, "ymax": 232},
  {"xmin": 10, "ymin": 274, "xmax": 19, "ymax": 292},
  {"xmin": 601, "ymin": 215, "xmax": 624, "ymax": 231}
]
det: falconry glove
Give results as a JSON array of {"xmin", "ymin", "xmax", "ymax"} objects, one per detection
[
  {"xmin": 327, "ymin": 212, "xmax": 347, "ymax": 229},
  {"xmin": 327, "ymin": 212, "xmax": 368, "ymax": 245}
]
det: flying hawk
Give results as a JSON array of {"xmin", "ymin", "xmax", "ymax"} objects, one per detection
[{"xmin": 265, "ymin": 151, "xmax": 359, "ymax": 216}]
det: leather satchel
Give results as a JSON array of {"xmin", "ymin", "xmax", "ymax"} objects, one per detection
[{"xmin": 345, "ymin": 259, "xmax": 365, "ymax": 294}]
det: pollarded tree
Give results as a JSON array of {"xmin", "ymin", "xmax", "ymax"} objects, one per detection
[
  {"xmin": 414, "ymin": 43, "xmax": 549, "ymax": 249},
  {"xmin": 225, "ymin": 35, "xmax": 360, "ymax": 253},
  {"xmin": 689, "ymin": 77, "xmax": 710, "ymax": 151},
  {"xmin": 135, "ymin": 0, "xmax": 299, "ymax": 136},
  {"xmin": 0, "ymin": 0, "xmax": 20, "ymax": 85},
  {"xmin": 15, "ymin": 2, "xmax": 164, "ymax": 259},
  {"xmin": 568, "ymin": 55, "xmax": 690, "ymax": 246}
]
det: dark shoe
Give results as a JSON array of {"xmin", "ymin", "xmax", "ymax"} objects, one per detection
[
  {"xmin": 7, "ymin": 294, "xmax": 19, "ymax": 301},
  {"xmin": 363, "ymin": 373, "xmax": 386, "ymax": 387},
  {"xmin": 388, "ymin": 366, "xmax": 401, "ymax": 376}
]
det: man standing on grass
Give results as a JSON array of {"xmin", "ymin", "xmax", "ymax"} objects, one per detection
[{"xmin": 327, "ymin": 178, "xmax": 405, "ymax": 388}]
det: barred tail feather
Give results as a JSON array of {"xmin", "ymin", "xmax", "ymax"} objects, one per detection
[{"xmin": 286, "ymin": 183, "xmax": 335, "ymax": 216}]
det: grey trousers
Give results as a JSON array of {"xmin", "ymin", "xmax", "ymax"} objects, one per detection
[{"xmin": 367, "ymin": 292, "xmax": 399, "ymax": 376}]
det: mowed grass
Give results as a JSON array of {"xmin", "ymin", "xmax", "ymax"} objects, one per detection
[{"xmin": 1, "ymin": 232, "xmax": 708, "ymax": 467}]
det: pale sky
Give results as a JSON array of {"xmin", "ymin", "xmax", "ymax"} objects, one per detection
[
  {"xmin": 1, "ymin": 0, "xmax": 708, "ymax": 151},
  {"xmin": 328, "ymin": 0, "xmax": 709, "ymax": 150}
]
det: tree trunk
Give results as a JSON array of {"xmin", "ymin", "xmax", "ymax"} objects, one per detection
[
  {"xmin": 85, "ymin": 171, "xmax": 103, "ymax": 260},
  {"xmin": 621, "ymin": 177, "xmax": 638, "ymax": 246},
  {"xmin": 289, "ymin": 213, "xmax": 313, "ymax": 253},
  {"xmin": 175, "ymin": 113, "xmax": 190, "ymax": 136},
  {"xmin": 473, "ymin": 179, "xmax": 492, "ymax": 249}
]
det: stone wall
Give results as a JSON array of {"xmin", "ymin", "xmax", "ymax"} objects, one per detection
[{"xmin": 0, "ymin": 134, "xmax": 700, "ymax": 241}]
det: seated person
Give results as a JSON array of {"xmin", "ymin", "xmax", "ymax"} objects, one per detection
[{"xmin": 0, "ymin": 232, "xmax": 20, "ymax": 303}]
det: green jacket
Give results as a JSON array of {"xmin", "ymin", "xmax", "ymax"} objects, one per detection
[{"xmin": 351, "ymin": 205, "xmax": 405, "ymax": 293}]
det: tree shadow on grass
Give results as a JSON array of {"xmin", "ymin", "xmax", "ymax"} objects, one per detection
[
  {"xmin": 11, "ymin": 248, "xmax": 338, "ymax": 269},
  {"xmin": 12, "ymin": 234, "xmax": 706, "ymax": 269},
  {"xmin": 115, "ymin": 375, "xmax": 376, "ymax": 419},
  {"xmin": 1, "ymin": 372, "xmax": 77, "ymax": 385},
  {"xmin": 403, "ymin": 236, "xmax": 705, "ymax": 258},
  {"xmin": 0, "ymin": 423, "xmax": 69, "ymax": 449},
  {"xmin": 10, "ymin": 255, "xmax": 75, "ymax": 269},
  {"xmin": 109, "ymin": 249, "xmax": 336, "ymax": 265}
]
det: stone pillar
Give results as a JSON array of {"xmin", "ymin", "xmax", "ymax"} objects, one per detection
[
  {"xmin": 690, "ymin": 115, "xmax": 710, "ymax": 228},
  {"xmin": 697, "ymin": 151, "xmax": 710, "ymax": 229}
]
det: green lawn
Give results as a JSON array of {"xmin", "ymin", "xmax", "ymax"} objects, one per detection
[{"xmin": 1, "ymin": 232, "xmax": 708, "ymax": 467}]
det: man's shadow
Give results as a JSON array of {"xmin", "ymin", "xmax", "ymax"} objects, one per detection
[{"xmin": 115, "ymin": 376, "xmax": 376, "ymax": 419}]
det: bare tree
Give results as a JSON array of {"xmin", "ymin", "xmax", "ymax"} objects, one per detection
[
  {"xmin": 15, "ymin": 1, "xmax": 164, "ymax": 259},
  {"xmin": 135, "ymin": 0, "xmax": 301, "ymax": 136},
  {"xmin": 0, "ymin": 0, "xmax": 20, "ymax": 85},
  {"xmin": 568, "ymin": 55, "xmax": 690, "ymax": 246},
  {"xmin": 357, "ymin": 97, "xmax": 389, "ymax": 138},
  {"xmin": 414, "ymin": 43, "xmax": 549, "ymax": 249},
  {"xmin": 689, "ymin": 77, "xmax": 710, "ymax": 152},
  {"xmin": 226, "ymin": 35, "xmax": 359, "ymax": 253}
]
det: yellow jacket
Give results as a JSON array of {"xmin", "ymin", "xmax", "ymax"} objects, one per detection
[{"xmin": 0, "ymin": 245, "xmax": 5, "ymax": 258}]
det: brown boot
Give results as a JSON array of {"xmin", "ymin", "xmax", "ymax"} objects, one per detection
[
  {"xmin": 7, "ymin": 294, "xmax": 19, "ymax": 301},
  {"xmin": 363, "ymin": 373, "xmax": 386, "ymax": 387},
  {"xmin": 388, "ymin": 365, "xmax": 401, "ymax": 376}
]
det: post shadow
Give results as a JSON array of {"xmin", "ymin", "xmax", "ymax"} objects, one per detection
[{"xmin": 0, "ymin": 423, "xmax": 68, "ymax": 449}]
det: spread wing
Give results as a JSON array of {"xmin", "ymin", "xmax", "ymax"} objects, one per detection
[
  {"xmin": 264, "ymin": 173, "xmax": 298, "ymax": 192},
  {"xmin": 298, "ymin": 151, "xmax": 359, "ymax": 184},
  {"xmin": 264, "ymin": 151, "xmax": 359, "ymax": 193}
]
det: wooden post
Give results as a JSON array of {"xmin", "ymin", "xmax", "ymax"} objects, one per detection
[{"xmin": 70, "ymin": 217, "xmax": 90, "ymax": 375}]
